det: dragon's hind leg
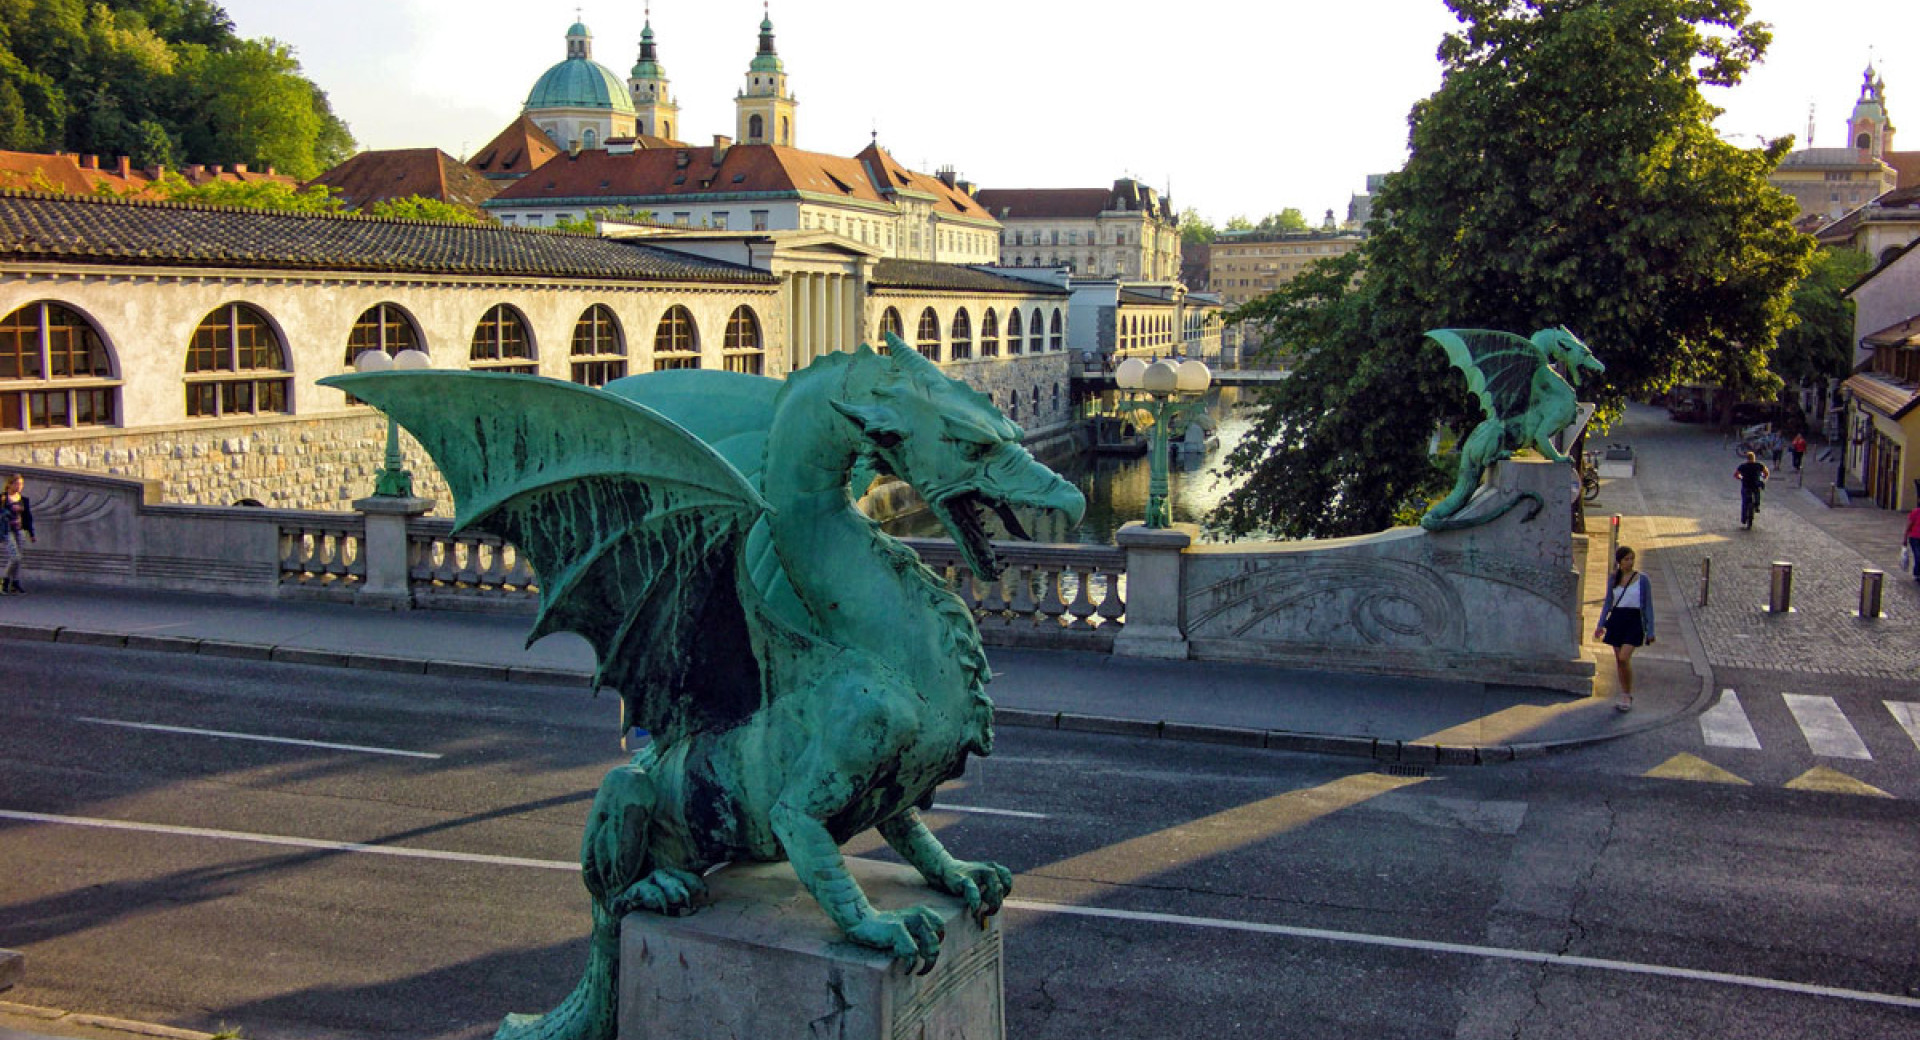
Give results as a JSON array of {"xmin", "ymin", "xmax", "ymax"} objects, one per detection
[{"xmin": 495, "ymin": 764, "xmax": 668, "ymax": 1040}]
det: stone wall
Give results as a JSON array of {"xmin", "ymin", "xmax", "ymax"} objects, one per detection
[{"xmin": 0, "ymin": 412, "xmax": 449, "ymax": 511}]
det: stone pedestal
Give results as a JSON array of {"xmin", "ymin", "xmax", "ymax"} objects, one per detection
[
  {"xmin": 618, "ymin": 858, "xmax": 1004, "ymax": 1040},
  {"xmin": 1113, "ymin": 521, "xmax": 1195, "ymax": 659},
  {"xmin": 351, "ymin": 495, "xmax": 433, "ymax": 610}
]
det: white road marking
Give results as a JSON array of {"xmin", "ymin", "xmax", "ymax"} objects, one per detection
[
  {"xmin": 1781, "ymin": 694, "xmax": 1872, "ymax": 760},
  {"xmin": 929, "ymin": 804, "xmax": 1050, "ymax": 820},
  {"xmin": 74, "ymin": 717, "xmax": 442, "ymax": 760},
  {"xmin": 1699, "ymin": 690, "xmax": 1761, "ymax": 750},
  {"xmin": 1001, "ymin": 901, "xmax": 1920, "ymax": 1011},
  {"xmin": 9, "ymin": 809, "xmax": 1918, "ymax": 1010},
  {"xmin": 0, "ymin": 810, "xmax": 573, "ymax": 870},
  {"xmin": 1886, "ymin": 702, "xmax": 1920, "ymax": 752}
]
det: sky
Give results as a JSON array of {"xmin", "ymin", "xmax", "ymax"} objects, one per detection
[{"xmin": 217, "ymin": 0, "xmax": 1918, "ymax": 226}]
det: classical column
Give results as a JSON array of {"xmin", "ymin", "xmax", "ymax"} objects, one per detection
[
  {"xmin": 790, "ymin": 274, "xmax": 811, "ymax": 371},
  {"xmin": 824, "ymin": 275, "xmax": 842, "ymax": 357},
  {"xmin": 840, "ymin": 274, "xmax": 859, "ymax": 352},
  {"xmin": 810, "ymin": 272, "xmax": 829, "ymax": 362}
]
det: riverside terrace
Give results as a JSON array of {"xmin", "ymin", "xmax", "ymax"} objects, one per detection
[{"xmin": 3, "ymin": 454, "xmax": 1592, "ymax": 701}]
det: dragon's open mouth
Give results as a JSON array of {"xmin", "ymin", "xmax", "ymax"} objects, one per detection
[{"xmin": 934, "ymin": 490, "xmax": 1033, "ymax": 581}]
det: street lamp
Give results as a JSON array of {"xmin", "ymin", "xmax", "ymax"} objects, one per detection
[
  {"xmin": 354, "ymin": 348, "xmax": 431, "ymax": 498},
  {"xmin": 1114, "ymin": 356, "xmax": 1212, "ymax": 528}
]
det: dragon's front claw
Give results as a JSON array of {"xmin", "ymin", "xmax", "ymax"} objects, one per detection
[
  {"xmin": 937, "ymin": 860, "xmax": 1014, "ymax": 921},
  {"xmin": 850, "ymin": 907, "xmax": 947, "ymax": 975},
  {"xmin": 611, "ymin": 867, "xmax": 707, "ymax": 917}
]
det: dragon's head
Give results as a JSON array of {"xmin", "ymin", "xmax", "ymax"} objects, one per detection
[
  {"xmin": 1537, "ymin": 326, "xmax": 1605, "ymax": 389},
  {"xmin": 833, "ymin": 334, "xmax": 1086, "ymax": 581}
]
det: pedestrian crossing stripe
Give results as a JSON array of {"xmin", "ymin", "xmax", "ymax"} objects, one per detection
[
  {"xmin": 1645, "ymin": 754, "xmax": 1750, "ymax": 785},
  {"xmin": 1784, "ymin": 767, "xmax": 1892, "ymax": 799}
]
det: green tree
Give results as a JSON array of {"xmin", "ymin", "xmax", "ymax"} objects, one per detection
[
  {"xmin": 366, "ymin": 195, "xmax": 488, "ymax": 223},
  {"xmin": 1256, "ymin": 208, "xmax": 1309, "ymax": 233},
  {"xmin": 1771, "ymin": 246, "xmax": 1873, "ymax": 385},
  {"xmin": 551, "ymin": 207, "xmax": 655, "ymax": 233},
  {"xmin": 148, "ymin": 171, "xmax": 342, "ymax": 212},
  {"xmin": 1212, "ymin": 0, "xmax": 1810, "ymax": 540},
  {"xmin": 1177, "ymin": 207, "xmax": 1216, "ymax": 245}
]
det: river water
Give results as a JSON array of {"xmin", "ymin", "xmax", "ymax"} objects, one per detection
[{"xmin": 881, "ymin": 388, "xmax": 1257, "ymax": 545}]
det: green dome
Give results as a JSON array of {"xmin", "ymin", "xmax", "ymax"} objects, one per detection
[
  {"xmin": 569, "ymin": 21, "xmax": 590, "ymax": 36},
  {"xmin": 525, "ymin": 57, "xmax": 636, "ymax": 114}
]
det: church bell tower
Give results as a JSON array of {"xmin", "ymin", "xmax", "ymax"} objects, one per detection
[
  {"xmin": 735, "ymin": 10, "xmax": 797, "ymax": 146},
  {"xmin": 629, "ymin": 16, "xmax": 680, "ymax": 141},
  {"xmin": 1849, "ymin": 64, "xmax": 1895, "ymax": 159}
]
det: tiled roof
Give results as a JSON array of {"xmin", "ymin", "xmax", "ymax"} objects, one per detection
[
  {"xmin": 308, "ymin": 149, "xmax": 501, "ymax": 221},
  {"xmin": 1862, "ymin": 313, "xmax": 1920, "ymax": 349},
  {"xmin": 0, "ymin": 190, "xmax": 775, "ymax": 284},
  {"xmin": 490, "ymin": 142, "xmax": 994, "ymax": 221},
  {"xmin": 870, "ymin": 259, "xmax": 1069, "ymax": 295},
  {"xmin": 0, "ymin": 149, "xmax": 295, "ymax": 196},
  {"xmin": 468, "ymin": 117, "xmax": 562, "ymax": 179},
  {"xmin": 1815, "ymin": 184, "xmax": 1920, "ymax": 243},
  {"xmin": 1777, "ymin": 147, "xmax": 1889, "ymax": 169},
  {"xmin": 1842, "ymin": 372, "xmax": 1920, "ymax": 420},
  {"xmin": 974, "ymin": 188, "xmax": 1116, "ymax": 220},
  {"xmin": 1889, "ymin": 151, "xmax": 1920, "ymax": 189}
]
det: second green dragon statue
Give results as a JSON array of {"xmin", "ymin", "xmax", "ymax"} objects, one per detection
[{"xmin": 322, "ymin": 333, "xmax": 1085, "ymax": 1040}]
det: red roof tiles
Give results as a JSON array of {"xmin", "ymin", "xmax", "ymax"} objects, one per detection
[{"xmin": 309, "ymin": 149, "xmax": 501, "ymax": 220}]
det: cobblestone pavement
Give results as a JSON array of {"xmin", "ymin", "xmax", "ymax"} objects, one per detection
[{"xmin": 1593, "ymin": 404, "xmax": 1918, "ymax": 680}]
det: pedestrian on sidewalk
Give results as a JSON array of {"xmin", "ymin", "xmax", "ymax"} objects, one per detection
[
  {"xmin": 1594, "ymin": 546, "xmax": 1654, "ymax": 712},
  {"xmin": 1905, "ymin": 502, "xmax": 1920, "ymax": 582},
  {"xmin": 1790, "ymin": 433, "xmax": 1807, "ymax": 472},
  {"xmin": 1735, "ymin": 452, "xmax": 1769, "ymax": 529},
  {"xmin": 1768, "ymin": 431, "xmax": 1785, "ymax": 470},
  {"xmin": 1, "ymin": 473, "xmax": 33, "ymax": 595}
]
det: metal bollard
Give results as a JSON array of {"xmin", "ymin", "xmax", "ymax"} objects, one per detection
[
  {"xmin": 1859, "ymin": 569, "xmax": 1884, "ymax": 620},
  {"xmin": 1698, "ymin": 556, "xmax": 1711, "ymax": 608},
  {"xmin": 1767, "ymin": 561, "xmax": 1794, "ymax": 614},
  {"xmin": 1608, "ymin": 514, "xmax": 1621, "ymax": 564}
]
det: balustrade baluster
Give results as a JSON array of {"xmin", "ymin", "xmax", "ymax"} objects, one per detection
[
  {"xmin": 1094, "ymin": 568, "xmax": 1126, "ymax": 627},
  {"xmin": 1064, "ymin": 566, "xmax": 1098, "ymax": 630},
  {"xmin": 1037, "ymin": 567, "xmax": 1070, "ymax": 629},
  {"xmin": 1008, "ymin": 564, "xmax": 1039, "ymax": 626}
]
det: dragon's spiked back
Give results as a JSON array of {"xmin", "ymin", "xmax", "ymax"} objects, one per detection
[
  {"xmin": 1426, "ymin": 326, "xmax": 1603, "ymax": 423},
  {"xmin": 832, "ymin": 334, "xmax": 1087, "ymax": 581}
]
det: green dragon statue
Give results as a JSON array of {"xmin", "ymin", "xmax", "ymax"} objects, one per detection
[
  {"xmin": 321, "ymin": 333, "xmax": 1084, "ymax": 1040},
  {"xmin": 1420, "ymin": 327, "xmax": 1604, "ymax": 530}
]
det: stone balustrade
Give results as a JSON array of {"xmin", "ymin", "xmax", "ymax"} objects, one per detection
[{"xmin": 2, "ymin": 459, "xmax": 1592, "ymax": 691}]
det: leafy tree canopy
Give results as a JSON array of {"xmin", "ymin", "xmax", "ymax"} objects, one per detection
[
  {"xmin": 1771, "ymin": 246, "xmax": 1872, "ymax": 385},
  {"xmin": 142, "ymin": 171, "xmax": 342, "ymax": 212},
  {"xmin": 365, "ymin": 195, "xmax": 490, "ymax": 223},
  {"xmin": 1211, "ymin": 0, "xmax": 1812, "ymax": 540},
  {"xmin": 0, "ymin": 1, "xmax": 352, "ymax": 178},
  {"xmin": 1177, "ymin": 207, "xmax": 1216, "ymax": 245},
  {"xmin": 1221, "ymin": 209, "xmax": 1311, "ymax": 236},
  {"xmin": 551, "ymin": 207, "xmax": 656, "ymax": 233}
]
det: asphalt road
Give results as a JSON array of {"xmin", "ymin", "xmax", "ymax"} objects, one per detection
[{"xmin": 2, "ymin": 645, "xmax": 1918, "ymax": 1040}]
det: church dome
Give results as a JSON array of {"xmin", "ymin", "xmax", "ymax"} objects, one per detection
[{"xmin": 525, "ymin": 22, "xmax": 637, "ymax": 115}]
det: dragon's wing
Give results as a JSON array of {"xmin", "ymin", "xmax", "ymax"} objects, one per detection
[
  {"xmin": 599, "ymin": 369, "xmax": 812, "ymax": 632},
  {"xmin": 1425, "ymin": 329, "xmax": 1540, "ymax": 421},
  {"xmin": 321, "ymin": 370, "xmax": 771, "ymax": 744}
]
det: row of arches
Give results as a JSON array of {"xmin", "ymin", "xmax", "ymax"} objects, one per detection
[
  {"xmin": 0, "ymin": 298, "xmax": 767, "ymax": 431},
  {"xmin": 1118, "ymin": 311, "xmax": 1178, "ymax": 352},
  {"xmin": 876, "ymin": 305, "xmax": 1064, "ymax": 364}
]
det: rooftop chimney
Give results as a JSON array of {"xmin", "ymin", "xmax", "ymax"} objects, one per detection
[
  {"xmin": 935, "ymin": 164, "xmax": 957, "ymax": 188},
  {"xmin": 233, "ymin": 163, "xmax": 248, "ymax": 174},
  {"xmin": 79, "ymin": 155, "xmax": 98, "ymax": 170},
  {"xmin": 115, "ymin": 156, "xmax": 131, "ymax": 179},
  {"xmin": 712, "ymin": 135, "xmax": 732, "ymax": 164}
]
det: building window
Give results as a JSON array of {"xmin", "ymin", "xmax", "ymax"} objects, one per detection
[
  {"xmin": 571, "ymin": 304, "xmax": 627, "ymax": 386},
  {"xmin": 1007, "ymin": 309, "xmax": 1024, "ymax": 355},
  {"xmin": 751, "ymin": 210, "xmax": 769, "ymax": 231},
  {"xmin": 723, "ymin": 306, "xmax": 764, "ymax": 374},
  {"xmin": 915, "ymin": 307, "xmax": 942, "ymax": 362},
  {"xmin": 583, "ymin": 127, "xmax": 598, "ymax": 150},
  {"xmin": 673, "ymin": 212, "xmax": 690, "ymax": 226},
  {"xmin": 470, "ymin": 304, "xmax": 536, "ymax": 373},
  {"xmin": 980, "ymin": 309, "xmax": 1000, "ymax": 357},
  {"xmin": 713, "ymin": 212, "xmax": 729, "ymax": 230},
  {"xmin": 0, "ymin": 301, "xmax": 118, "ymax": 431},
  {"xmin": 653, "ymin": 305, "xmax": 701, "ymax": 370},
  {"xmin": 749, "ymin": 114, "xmax": 765, "ymax": 140},
  {"xmin": 950, "ymin": 309, "xmax": 973, "ymax": 361},
  {"xmin": 185, "ymin": 303, "xmax": 290, "ymax": 418},
  {"xmin": 1050, "ymin": 309, "xmax": 1064, "ymax": 351},
  {"xmin": 879, "ymin": 307, "xmax": 903, "ymax": 349}
]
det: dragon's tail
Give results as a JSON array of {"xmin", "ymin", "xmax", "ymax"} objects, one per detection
[{"xmin": 494, "ymin": 905, "xmax": 621, "ymax": 1040}]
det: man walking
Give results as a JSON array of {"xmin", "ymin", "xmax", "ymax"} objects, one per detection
[{"xmin": 1735, "ymin": 451, "xmax": 1769, "ymax": 530}]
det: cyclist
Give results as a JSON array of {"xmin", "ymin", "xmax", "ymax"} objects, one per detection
[{"xmin": 1735, "ymin": 451, "xmax": 1769, "ymax": 529}]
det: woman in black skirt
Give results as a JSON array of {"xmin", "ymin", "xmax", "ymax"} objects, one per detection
[{"xmin": 1593, "ymin": 546, "xmax": 1654, "ymax": 711}]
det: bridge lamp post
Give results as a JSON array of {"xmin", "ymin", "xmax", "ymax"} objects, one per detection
[
  {"xmin": 353, "ymin": 348, "xmax": 432, "ymax": 498},
  {"xmin": 1115, "ymin": 356, "xmax": 1212, "ymax": 529}
]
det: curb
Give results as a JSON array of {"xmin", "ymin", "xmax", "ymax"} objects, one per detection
[
  {"xmin": 0, "ymin": 1000, "xmax": 215, "ymax": 1040},
  {"xmin": 2, "ymin": 626, "xmax": 1653, "ymax": 765}
]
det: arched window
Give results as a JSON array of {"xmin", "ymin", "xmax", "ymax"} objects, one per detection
[
  {"xmin": 779, "ymin": 117, "xmax": 789, "ymax": 144},
  {"xmin": 344, "ymin": 303, "xmax": 422, "ymax": 366},
  {"xmin": 1006, "ymin": 310, "xmax": 1024, "ymax": 355},
  {"xmin": 879, "ymin": 307, "xmax": 904, "ymax": 350},
  {"xmin": 915, "ymin": 307, "xmax": 941, "ymax": 362},
  {"xmin": 571, "ymin": 304, "xmax": 626, "ymax": 386},
  {"xmin": 470, "ymin": 304, "xmax": 536, "ymax": 373},
  {"xmin": 653, "ymin": 305, "xmax": 701, "ymax": 370},
  {"xmin": 950, "ymin": 309, "xmax": 973, "ymax": 361},
  {"xmin": 185, "ymin": 303, "xmax": 289, "ymax": 418},
  {"xmin": 723, "ymin": 306, "xmax": 763, "ymax": 374},
  {"xmin": 1, "ymin": 301, "xmax": 118, "ymax": 431},
  {"xmin": 583, "ymin": 127, "xmax": 598, "ymax": 150},
  {"xmin": 1007, "ymin": 393, "xmax": 1018, "ymax": 420},
  {"xmin": 1050, "ymin": 309, "xmax": 1064, "ymax": 351},
  {"xmin": 980, "ymin": 309, "xmax": 1000, "ymax": 358},
  {"xmin": 749, "ymin": 114, "xmax": 765, "ymax": 141}
]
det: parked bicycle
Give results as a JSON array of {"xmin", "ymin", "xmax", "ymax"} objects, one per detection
[{"xmin": 1579, "ymin": 451, "xmax": 1602, "ymax": 503}]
